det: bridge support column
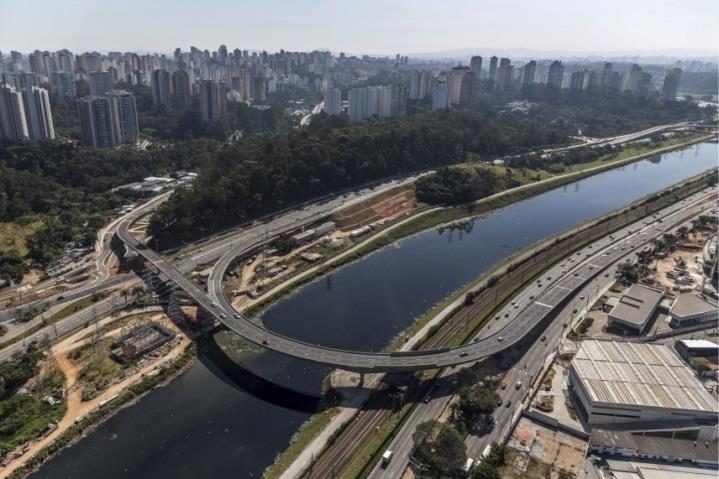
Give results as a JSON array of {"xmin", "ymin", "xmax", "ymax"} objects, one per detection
[{"xmin": 358, "ymin": 372, "xmax": 364, "ymax": 388}]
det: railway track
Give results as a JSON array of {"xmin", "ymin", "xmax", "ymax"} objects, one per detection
[{"xmin": 298, "ymin": 177, "xmax": 713, "ymax": 478}]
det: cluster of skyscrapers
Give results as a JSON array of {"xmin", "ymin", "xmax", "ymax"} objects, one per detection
[
  {"xmin": 0, "ymin": 78, "xmax": 54, "ymax": 141},
  {"xmin": 0, "ymin": 46, "xmax": 688, "ymax": 143}
]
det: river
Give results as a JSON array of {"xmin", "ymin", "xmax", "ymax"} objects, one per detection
[{"xmin": 32, "ymin": 141, "xmax": 717, "ymax": 478}]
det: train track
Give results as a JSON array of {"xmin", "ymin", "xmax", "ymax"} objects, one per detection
[{"xmin": 298, "ymin": 177, "xmax": 712, "ymax": 478}]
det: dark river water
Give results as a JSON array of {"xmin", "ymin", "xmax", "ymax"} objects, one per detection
[{"xmin": 32, "ymin": 142, "xmax": 717, "ymax": 478}]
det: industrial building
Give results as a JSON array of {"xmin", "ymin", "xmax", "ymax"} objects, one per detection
[
  {"xmin": 675, "ymin": 339, "xmax": 719, "ymax": 362},
  {"xmin": 290, "ymin": 221, "xmax": 336, "ymax": 246},
  {"xmin": 668, "ymin": 292, "xmax": 718, "ymax": 328},
  {"xmin": 568, "ymin": 341, "xmax": 717, "ymax": 431},
  {"xmin": 607, "ymin": 283, "xmax": 664, "ymax": 333}
]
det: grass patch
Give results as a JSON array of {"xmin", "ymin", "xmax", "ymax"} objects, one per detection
[
  {"xmin": 0, "ymin": 220, "xmax": 43, "ymax": 256},
  {"xmin": 0, "ymin": 367, "xmax": 66, "ymax": 458},
  {"xmin": 46, "ymin": 290, "xmax": 112, "ymax": 324},
  {"xmin": 263, "ymin": 407, "xmax": 340, "ymax": 479},
  {"xmin": 8, "ymin": 344, "xmax": 197, "ymax": 479}
]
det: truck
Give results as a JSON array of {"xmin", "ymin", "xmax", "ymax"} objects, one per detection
[
  {"xmin": 463, "ymin": 457, "xmax": 475, "ymax": 474},
  {"xmin": 381, "ymin": 450, "xmax": 394, "ymax": 468}
]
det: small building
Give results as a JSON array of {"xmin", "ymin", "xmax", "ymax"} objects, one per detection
[
  {"xmin": 607, "ymin": 283, "xmax": 664, "ymax": 333},
  {"xmin": 668, "ymin": 293, "xmax": 718, "ymax": 328},
  {"xmin": 291, "ymin": 229, "xmax": 316, "ymax": 246},
  {"xmin": 603, "ymin": 296, "xmax": 619, "ymax": 313},
  {"xmin": 675, "ymin": 339, "xmax": 719, "ymax": 362},
  {"xmin": 111, "ymin": 322, "xmax": 175, "ymax": 364},
  {"xmin": 314, "ymin": 221, "xmax": 336, "ymax": 237},
  {"xmin": 568, "ymin": 340, "xmax": 717, "ymax": 429},
  {"xmin": 299, "ymin": 252, "xmax": 323, "ymax": 263},
  {"xmin": 589, "ymin": 429, "xmax": 718, "ymax": 467}
]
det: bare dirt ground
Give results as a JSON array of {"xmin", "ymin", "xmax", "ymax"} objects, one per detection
[
  {"xmin": 503, "ymin": 417, "xmax": 587, "ymax": 479},
  {"xmin": 1, "ymin": 312, "xmax": 191, "ymax": 478}
]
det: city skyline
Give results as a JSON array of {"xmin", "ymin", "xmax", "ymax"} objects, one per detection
[{"xmin": 2, "ymin": 0, "xmax": 718, "ymax": 57}]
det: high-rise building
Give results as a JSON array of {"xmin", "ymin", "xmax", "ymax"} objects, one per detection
[
  {"xmin": 22, "ymin": 86, "xmax": 55, "ymax": 140},
  {"xmin": 323, "ymin": 88, "xmax": 342, "ymax": 115},
  {"xmin": 108, "ymin": 90, "xmax": 139, "ymax": 145},
  {"xmin": 661, "ymin": 68, "xmax": 682, "ymax": 101},
  {"xmin": 522, "ymin": 60, "xmax": 536, "ymax": 85},
  {"xmin": 77, "ymin": 91, "xmax": 138, "ymax": 148},
  {"xmin": 432, "ymin": 74, "xmax": 449, "ymax": 110},
  {"xmin": 448, "ymin": 66, "xmax": 475, "ymax": 106},
  {"xmin": 151, "ymin": 69, "xmax": 172, "ymax": 108},
  {"xmin": 570, "ymin": 70, "xmax": 590, "ymax": 90},
  {"xmin": 0, "ymin": 82, "xmax": 29, "ymax": 140},
  {"xmin": 171, "ymin": 69, "xmax": 192, "ymax": 111},
  {"xmin": 199, "ymin": 80, "xmax": 227, "ymax": 122},
  {"xmin": 470, "ymin": 56, "xmax": 483, "ymax": 78},
  {"xmin": 488, "ymin": 56, "xmax": 498, "ymax": 85},
  {"xmin": 77, "ymin": 96, "xmax": 114, "ymax": 148},
  {"xmin": 50, "ymin": 72, "xmax": 77, "ymax": 98},
  {"xmin": 409, "ymin": 70, "xmax": 433, "ymax": 100},
  {"xmin": 547, "ymin": 60, "xmax": 564, "ymax": 88},
  {"xmin": 89, "ymin": 71, "xmax": 113, "ymax": 95},
  {"xmin": 495, "ymin": 58, "xmax": 513, "ymax": 90},
  {"xmin": 348, "ymin": 86, "xmax": 368, "ymax": 122},
  {"xmin": 12, "ymin": 72, "xmax": 40, "ymax": 90},
  {"xmin": 251, "ymin": 76, "xmax": 266, "ymax": 102},
  {"xmin": 348, "ymin": 85, "xmax": 403, "ymax": 121}
]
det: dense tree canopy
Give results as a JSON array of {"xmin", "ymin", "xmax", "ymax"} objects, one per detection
[
  {"xmin": 412, "ymin": 420, "xmax": 467, "ymax": 478},
  {"xmin": 148, "ymin": 107, "xmax": 570, "ymax": 245}
]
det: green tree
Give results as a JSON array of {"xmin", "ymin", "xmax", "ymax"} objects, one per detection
[{"xmin": 412, "ymin": 420, "xmax": 467, "ymax": 478}]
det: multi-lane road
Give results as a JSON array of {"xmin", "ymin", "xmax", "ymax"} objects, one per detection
[
  {"xmin": 117, "ymin": 150, "xmax": 717, "ymax": 372},
  {"xmin": 367, "ymin": 187, "xmax": 717, "ymax": 477}
]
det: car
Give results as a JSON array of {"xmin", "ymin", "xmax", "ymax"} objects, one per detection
[
  {"xmin": 505, "ymin": 400, "xmax": 512, "ymax": 408},
  {"xmin": 573, "ymin": 273, "xmax": 579, "ymax": 277},
  {"xmin": 546, "ymin": 276, "xmax": 551, "ymax": 281},
  {"xmin": 562, "ymin": 323, "xmax": 568, "ymax": 328},
  {"xmin": 515, "ymin": 381, "xmax": 522, "ymax": 390},
  {"xmin": 496, "ymin": 398, "xmax": 503, "ymax": 407},
  {"xmin": 541, "ymin": 335, "xmax": 546, "ymax": 342},
  {"xmin": 211, "ymin": 302, "xmax": 217, "ymax": 308},
  {"xmin": 498, "ymin": 336, "xmax": 504, "ymax": 342},
  {"xmin": 234, "ymin": 313, "xmax": 241, "ymax": 319},
  {"xmin": 500, "ymin": 382, "xmax": 507, "ymax": 390},
  {"xmin": 604, "ymin": 273, "xmax": 609, "ymax": 278},
  {"xmin": 514, "ymin": 304, "xmax": 519, "ymax": 309},
  {"xmin": 511, "ymin": 300, "xmax": 516, "ymax": 305},
  {"xmin": 572, "ymin": 308, "xmax": 578, "ymax": 314},
  {"xmin": 262, "ymin": 339, "xmax": 270, "ymax": 346},
  {"xmin": 580, "ymin": 295, "xmax": 585, "ymax": 300},
  {"xmin": 381, "ymin": 450, "xmax": 394, "ymax": 467},
  {"xmin": 495, "ymin": 315, "xmax": 500, "ymax": 320},
  {"xmin": 422, "ymin": 395, "xmax": 431, "ymax": 403},
  {"xmin": 504, "ymin": 313, "xmax": 509, "ymax": 318},
  {"xmin": 529, "ymin": 295, "xmax": 534, "ymax": 300},
  {"xmin": 459, "ymin": 351, "xmax": 468, "ymax": 357},
  {"xmin": 220, "ymin": 313, "xmax": 226, "ymax": 319}
]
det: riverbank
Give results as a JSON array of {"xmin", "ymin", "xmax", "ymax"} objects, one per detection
[
  {"xmin": 266, "ymin": 162, "xmax": 716, "ymax": 478},
  {"xmin": 5, "ymin": 318, "xmax": 197, "ymax": 479},
  {"xmin": 243, "ymin": 132, "xmax": 712, "ymax": 321}
]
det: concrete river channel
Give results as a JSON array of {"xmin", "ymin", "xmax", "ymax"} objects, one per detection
[{"xmin": 33, "ymin": 141, "xmax": 717, "ymax": 478}]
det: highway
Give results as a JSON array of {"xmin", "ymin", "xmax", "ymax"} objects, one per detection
[
  {"xmin": 116, "ymin": 150, "xmax": 717, "ymax": 373},
  {"xmin": 367, "ymin": 188, "xmax": 717, "ymax": 477}
]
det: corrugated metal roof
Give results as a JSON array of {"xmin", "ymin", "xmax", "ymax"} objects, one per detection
[{"xmin": 572, "ymin": 341, "xmax": 716, "ymax": 412}]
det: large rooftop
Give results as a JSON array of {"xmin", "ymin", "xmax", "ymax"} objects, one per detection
[
  {"xmin": 572, "ymin": 340, "xmax": 716, "ymax": 413},
  {"xmin": 608, "ymin": 283, "xmax": 663, "ymax": 329},
  {"xmin": 669, "ymin": 292, "xmax": 718, "ymax": 319}
]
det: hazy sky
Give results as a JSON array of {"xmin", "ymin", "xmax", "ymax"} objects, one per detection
[{"xmin": 2, "ymin": 0, "xmax": 718, "ymax": 55}]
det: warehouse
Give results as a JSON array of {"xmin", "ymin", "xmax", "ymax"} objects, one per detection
[
  {"xmin": 668, "ymin": 292, "xmax": 718, "ymax": 328},
  {"xmin": 568, "ymin": 340, "xmax": 717, "ymax": 429},
  {"xmin": 607, "ymin": 283, "xmax": 664, "ymax": 333}
]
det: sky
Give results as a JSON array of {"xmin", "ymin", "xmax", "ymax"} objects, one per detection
[{"xmin": 2, "ymin": 0, "xmax": 718, "ymax": 56}]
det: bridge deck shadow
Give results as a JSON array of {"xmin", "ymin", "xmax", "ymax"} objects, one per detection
[{"xmin": 198, "ymin": 334, "xmax": 323, "ymax": 413}]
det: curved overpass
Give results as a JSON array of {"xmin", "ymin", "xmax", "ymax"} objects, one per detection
[{"xmin": 117, "ymin": 181, "xmax": 714, "ymax": 372}]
